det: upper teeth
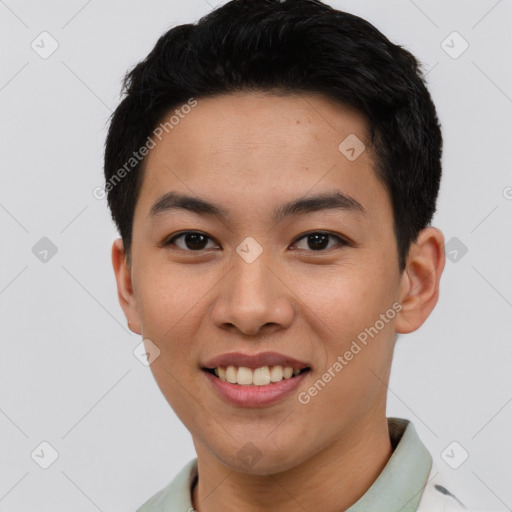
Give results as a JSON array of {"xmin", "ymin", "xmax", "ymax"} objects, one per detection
[{"xmin": 214, "ymin": 365, "xmax": 304, "ymax": 386}]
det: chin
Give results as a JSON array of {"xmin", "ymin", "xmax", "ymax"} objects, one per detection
[{"xmin": 214, "ymin": 442, "xmax": 309, "ymax": 476}]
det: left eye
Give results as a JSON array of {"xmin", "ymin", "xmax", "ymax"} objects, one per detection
[{"xmin": 292, "ymin": 232, "xmax": 346, "ymax": 251}]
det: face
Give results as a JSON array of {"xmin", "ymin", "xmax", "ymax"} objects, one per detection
[{"xmin": 113, "ymin": 91, "xmax": 444, "ymax": 475}]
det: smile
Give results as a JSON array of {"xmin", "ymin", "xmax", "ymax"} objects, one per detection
[
  {"xmin": 204, "ymin": 365, "xmax": 311, "ymax": 386},
  {"xmin": 203, "ymin": 366, "xmax": 311, "ymax": 407}
]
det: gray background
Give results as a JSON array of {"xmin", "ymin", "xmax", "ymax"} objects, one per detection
[{"xmin": 1, "ymin": 0, "xmax": 511, "ymax": 510}]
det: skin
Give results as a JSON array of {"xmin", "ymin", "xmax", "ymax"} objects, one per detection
[{"xmin": 112, "ymin": 91, "xmax": 445, "ymax": 512}]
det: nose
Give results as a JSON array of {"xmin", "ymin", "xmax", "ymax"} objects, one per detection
[{"xmin": 210, "ymin": 252, "xmax": 295, "ymax": 336}]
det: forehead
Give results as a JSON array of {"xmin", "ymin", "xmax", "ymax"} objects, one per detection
[
  {"xmin": 147, "ymin": 91, "xmax": 370, "ymax": 166},
  {"xmin": 137, "ymin": 91, "xmax": 390, "ymax": 223}
]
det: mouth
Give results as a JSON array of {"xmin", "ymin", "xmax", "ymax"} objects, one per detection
[
  {"xmin": 202, "ymin": 365, "xmax": 311, "ymax": 386},
  {"xmin": 202, "ymin": 364, "xmax": 311, "ymax": 407}
]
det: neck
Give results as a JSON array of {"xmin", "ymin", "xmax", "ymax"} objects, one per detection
[{"xmin": 192, "ymin": 414, "xmax": 392, "ymax": 512}]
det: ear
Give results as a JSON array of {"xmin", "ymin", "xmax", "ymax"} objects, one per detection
[
  {"xmin": 112, "ymin": 239, "xmax": 141, "ymax": 334},
  {"xmin": 395, "ymin": 227, "xmax": 446, "ymax": 334}
]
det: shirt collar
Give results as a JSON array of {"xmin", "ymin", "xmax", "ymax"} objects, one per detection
[
  {"xmin": 137, "ymin": 417, "xmax": 432, "ymax": 512},
  {"xmin": 346, "ymin": 417, "xmax": 432, "ymax": 512}
]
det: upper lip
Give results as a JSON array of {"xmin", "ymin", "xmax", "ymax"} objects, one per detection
[{"xmin": 202, "ymin": 351, "xmax": 311, "ymax": 370}]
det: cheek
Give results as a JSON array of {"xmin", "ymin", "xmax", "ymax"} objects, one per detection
[
  {"xmin": 298, "ymin": 273, "xmax": 397, "ymax": 418},
  {"xmin": 133, "ymin": 267, "xmax": 208, "ymax": 394},
  {"xmin": 135, "ymin": 263, "xmax": 209, "ymax": 335},
  {"xmin": 296, "ymin": 260, "xmax": 398, "ymax": 343},
  {"xmin": 295, "ymin": 262, "xmax": 398, "ymax": 398},
  {"xmin": 135, "ymin": 267, "xmax": 208, "ymax": 426}
]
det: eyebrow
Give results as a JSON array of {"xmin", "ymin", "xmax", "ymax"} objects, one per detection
[{"xmin": 149, "ymin": 190, "xmax": 366, "ymax": 223}]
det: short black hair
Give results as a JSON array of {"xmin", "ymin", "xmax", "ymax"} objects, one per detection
[{"xmin": 104, "ymin": 0, "xmax": 442, "ymax": 271}]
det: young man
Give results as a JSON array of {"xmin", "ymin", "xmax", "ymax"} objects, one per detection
[{"xmin": 104, "ymin": 1, "xmax": 465, "ymax": 510}]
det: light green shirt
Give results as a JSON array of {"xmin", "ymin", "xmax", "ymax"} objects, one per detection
[{"xmin": 137, "ymin": 417, "xmax": 467, "ymax": 511}]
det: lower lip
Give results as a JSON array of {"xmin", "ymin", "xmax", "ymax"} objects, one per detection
[{"xmin": 203, "ymin": 369, "xmax": 310, "ymax": 407}]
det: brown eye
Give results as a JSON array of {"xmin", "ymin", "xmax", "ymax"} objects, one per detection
[
  {"xmin": 293, "ymin": 232, "xmax": 346, "ymax": 251},
  {"xmin": 166, "ymin": 232, "xmax": 219, "ymax": 251}
]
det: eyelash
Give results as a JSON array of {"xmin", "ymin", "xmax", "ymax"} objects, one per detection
[{"xmin": 162, "ymin": 230, "xmax": 349, "ymax": 253}]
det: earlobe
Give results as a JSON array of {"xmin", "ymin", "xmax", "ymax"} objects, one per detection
[
  {"xmin": 395, "ymin": 227, "xmax": 446, "ymax": 334},
  {"xmin": 112, "ymin": 239, "xmax": 142, "ymax": 334}
]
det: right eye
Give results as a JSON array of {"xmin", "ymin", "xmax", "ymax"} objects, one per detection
[{"xmin": 163, "ymin": 231, "xmax": 221, "ymax": 251}]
